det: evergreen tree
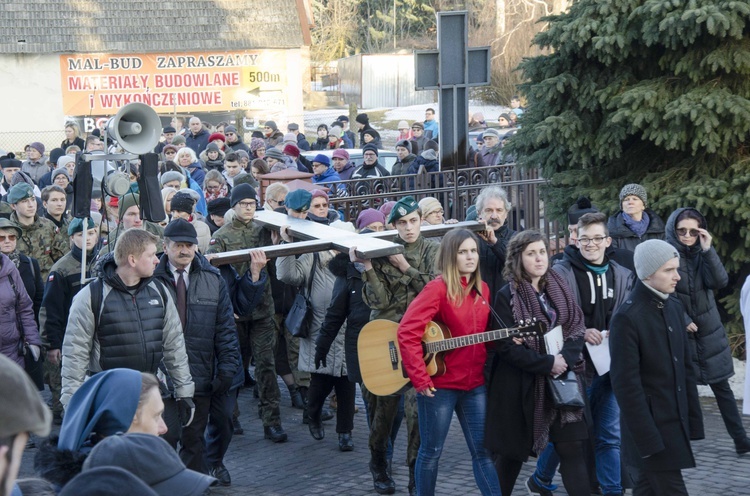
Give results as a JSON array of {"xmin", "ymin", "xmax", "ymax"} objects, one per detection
[{"xmin": 509, "ymin": 0, "xmax": 750, "ymax": 345}]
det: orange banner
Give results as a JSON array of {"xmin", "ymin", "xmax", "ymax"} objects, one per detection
[{"xmin": 59, "ymin": 51, "xmax": 288, "ymax": 115}]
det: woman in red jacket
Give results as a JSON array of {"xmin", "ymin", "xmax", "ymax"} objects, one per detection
[{"xmin": 398, "ymin": 229, "xmax": 501, "ymax": 495}]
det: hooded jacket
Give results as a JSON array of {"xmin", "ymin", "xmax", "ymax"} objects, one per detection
[
  {"xmin": 199, "ymin": 148, "xmax": 226, "ymax": 172},
  {"xmin": 61, "ymin": 253, "xmax": 194, "ymax": 406},
  {"xmin": 226, "ymin": 135, "xmax": 251, "ymax": 154},
  {"xmin": 666, "ymin": 207, "xmax": 733, "ymax": 385},
  {"xmin": 296, "ymin": 133, "xmax": 311, "ymax": 151},
  {"xmin": 391, "ymin": 154, "xmax": 417, "ymax": 176},
  {"xmin": 312, "ymin": 167, "xmax": 347, "ymax": 197},
  {"xmin": 607, "ymin": 208, "xmax": 666, "ymax": 252},
  {"xmin": 0, "ymin": 253, "xmax": 42, "ymax": 367},
  {"xmin": 276, "ymin": 250, "xmax": 347, "ymax": 376},
  {"xmin": 153, "ymin": 252, "xmax": 240, "ymax": 396}
]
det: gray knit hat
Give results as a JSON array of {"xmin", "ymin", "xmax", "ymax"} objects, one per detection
[
  {"xmin": 619, "ymin": 183, "xmax": 648, "ymax": 206},
  {"xmin": 633, "ymin": 239, "xmax": 679, "ymax": 280},
  {"xmin": 160, "ymin": 171, "xmax": 184, "ymax": 186}
]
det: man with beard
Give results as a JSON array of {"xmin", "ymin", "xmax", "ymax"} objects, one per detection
[{"xmin": 474, "ymin": 186, "xmax": 516, "ymax": 298}]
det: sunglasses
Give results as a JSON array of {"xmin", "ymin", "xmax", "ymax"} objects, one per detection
[
  {"xmin": 0, "ymin": 234, "xmax": 17, "ymax": 241},
  {"xmin": 676, "ymin": 228, "xmax": 700, "ymax": 238}
]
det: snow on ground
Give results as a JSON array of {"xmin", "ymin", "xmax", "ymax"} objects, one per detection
[{"xmin": 698, "ymin": 357, "xmax": 746, "ymax": 399}]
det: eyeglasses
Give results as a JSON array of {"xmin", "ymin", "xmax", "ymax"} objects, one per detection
[
  {"xmin": 577, "ymin": 236, "xmax": 608, "ymax": 246},
  {"xmin": 363, "ymin": 152, "xmax": 377, "ymax": 158},
  {"xmin": 0, "ymin": 234, "xmax": 17, "ymax": 241},
  {"xmin": 238, "ymin": 201, "xmax": 257, "ymax": 209},
  {"xmin": 270, "ymin": 199, "xmax": 285, "ymax": 206},
  {"xmin": 676, "ymin": 228, "xmax": 699, "ymax": 238}
]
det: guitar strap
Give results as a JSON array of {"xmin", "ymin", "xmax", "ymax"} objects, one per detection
[{"xmin": 478, "ymin": 291, "xmax": 512, "ymax": 330}]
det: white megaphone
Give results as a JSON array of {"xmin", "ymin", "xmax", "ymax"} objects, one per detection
[{"xmin": 105, "ymin": 102, "xmax": 162, "ymax": 155}]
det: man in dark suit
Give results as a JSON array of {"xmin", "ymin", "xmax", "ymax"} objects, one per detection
[{"xmin": 610, "ymin": 239, "xmax": 704, "ymax": 495}]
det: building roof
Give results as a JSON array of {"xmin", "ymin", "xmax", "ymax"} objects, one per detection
[{"xmin": 0, "ymin": 0, "xmax": 312, "ymax": 54}]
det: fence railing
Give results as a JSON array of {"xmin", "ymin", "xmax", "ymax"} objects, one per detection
[{"xmin": 324, "ymin": 164, "xmax": 566, "ymax": 251}]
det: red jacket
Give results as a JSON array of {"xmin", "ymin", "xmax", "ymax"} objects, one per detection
[{"xmin": 398, "ymin": 276, "xmax": 490, "ymax": 392}]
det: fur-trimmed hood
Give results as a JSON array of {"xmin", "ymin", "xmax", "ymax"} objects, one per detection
[{"xmin": 34, "ymin": 435, "xmax": 88, "ymax": 488}]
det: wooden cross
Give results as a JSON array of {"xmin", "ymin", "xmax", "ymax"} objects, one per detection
[
  {"xmin": 415, "ymin": 11, "xmax": 491, "ymax": 170},
  {"xmin": 209, "ymin": 210, "xmax": 485, "ymax": 267}
]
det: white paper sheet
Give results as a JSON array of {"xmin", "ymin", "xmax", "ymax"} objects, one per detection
[
  {"xmin": 585, "ymin": 331, "xmax": 611, "ymax": 376},
  {"xmin": 544, "ymin": 325, "xmax": 564, "ymax": 355}
]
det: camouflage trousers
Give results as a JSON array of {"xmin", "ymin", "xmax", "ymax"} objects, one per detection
[
  {"xmin": 273, "ymin": 314, "xmax": 310, "ymax": 388},
  {"xmin": 44, "ymin": 358, "xmax": 62, "ymax": 415},
  {"xmin": 238, "ymin": 317, "xmax": 281, "ymax": 427},
  {"xmin": 362, "ymin": 384, "xmax": 420, "ymax": 467}
]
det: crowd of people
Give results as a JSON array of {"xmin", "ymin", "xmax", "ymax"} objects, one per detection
[{"xmin": 0, "ymin": 107, "xmax": 748, "ymax": 496}]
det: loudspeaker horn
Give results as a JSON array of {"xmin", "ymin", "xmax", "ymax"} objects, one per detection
[{"xmin": 106, "ymin": 102, "xmax": 162, "ymax": 155}]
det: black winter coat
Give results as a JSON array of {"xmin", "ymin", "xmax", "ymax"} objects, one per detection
[
  {"xmin": 316, "ymin": 254, "xmax": 370, "ymax": 383},
  {"xmin": 666, "ymin": 207, "xmax": 733, "ymax": 385},
  {"xmin": 154, "ymin": 253, "xmax": 240, "ymax": 396},
  {"xmin": 16, "ymin": 252, "xmax": 43, "ymax": 323},
  {"xmin": 610, "ymin": 281, "xmax": 704, "ymax": 471},
  {"xmin": 607, "ymin": 208, "xmax": 666, "ymax": 252},
  {"xmin": 478, "ymin": 225, "xmax": 515, "ymax": 300}
]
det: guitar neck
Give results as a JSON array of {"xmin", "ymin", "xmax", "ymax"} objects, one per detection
[{"xmin": 424, "ymin": 327, "xmax": 520, "ymax": 354}]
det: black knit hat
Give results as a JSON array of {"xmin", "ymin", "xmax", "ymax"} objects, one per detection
[
  {"xmin": 207, "ymin": 197, "xmax": 230, "ymax": 217},
  {"xmin": 170, "ymin": 191, "xmax": 196, "ymax": 214},
  {"xmin": 355, "ymin": 113, "xmax": 369, "ymax": 125},
  {"xmin": 230, "ymin": 183, "xmax": 257, "ymax": 207},
  {"xmin": 362, "ymin": 143, "xmax": 379, "ymax": 157},
  {"xmin": 567, "ymin": 197, "xmax": 598, "ymax": 225}
]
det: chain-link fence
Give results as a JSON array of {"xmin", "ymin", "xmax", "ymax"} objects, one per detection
[{"xmin": 0, "ymin": 131, "xmax": 67, "ymax": 158}]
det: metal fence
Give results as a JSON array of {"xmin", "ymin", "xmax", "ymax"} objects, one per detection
[
  {"xmin": 0, "ymin": 131, "xmax": 66, "ymax": 158},
  {"xmin": 322, "ymin": 164, "xmax": 566, "ymax": 252}
]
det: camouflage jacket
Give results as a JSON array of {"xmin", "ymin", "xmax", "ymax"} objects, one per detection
[
  {"xmin": 207, "ymin": 216, "xmax": 274, "ymax": 320},
  {"xmin": 362, "ymin": 234, "xmax": 439, "ymax": 322},
  {"xmin": 11, "ymin": 212, "xmax": 69, "ymax": 281}
]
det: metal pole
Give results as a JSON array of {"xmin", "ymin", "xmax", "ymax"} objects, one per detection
[{"xmin": 80, "ymin": 217, "xmax": 88, "ymax": 285}]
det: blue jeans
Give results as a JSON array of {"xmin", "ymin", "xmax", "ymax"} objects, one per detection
[
  {"xmin": 534, "ymin": 374, "xmax": 622, "ymax": 494},
  {"xmin": 415, "ymin": 386, "xmax": 500, "ymax": 495}
]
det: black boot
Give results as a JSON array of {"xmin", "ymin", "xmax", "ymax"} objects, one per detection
[
  {"xmin": 736, "ymin": 436, "xmax": 750, "ymax": 455},
  {"xmin": 288, "ymin": 384, "xmax": 305, "ymax": 409},
  {"xmin": 369, "ymin": 452, "xmax": 395, "ymax": 495},
  {"xmin": 407, "ymin": 462, "xmax": 416, "ymax": 496}
]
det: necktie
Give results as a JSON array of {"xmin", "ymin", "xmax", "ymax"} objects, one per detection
[{"xmin": 176, "ymin": 269, "xmax": 187, "ymax": 329}]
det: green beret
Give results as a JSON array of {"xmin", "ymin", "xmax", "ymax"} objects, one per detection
[
  {"xmin": 6, "ymin": 183, "xmax": 34, "ymax": 204},
  {"xmin": 285, "ymin": 189, "xmax": 311, "ymax": 212},
  {"xmin": 387, "ymin": 196, "xmax": 419, "ymax": 224},
  {"xmin": 68, "ymin": 217, "xmax": 96, "ymax": 236},
  {"xmin": 0, "ymin": 218, "xmax": 22, "ymax": 237}
]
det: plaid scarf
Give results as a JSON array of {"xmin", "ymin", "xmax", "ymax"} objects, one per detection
[
  {"xmin": 6, "ymin": 250, "xmax": 21, "ymax": 269},
  {"xmin": 509, "ymin": 269, "xmax": 586, "ymax": 455},
  {"xmin": 204, "ymin": 183, "xmax": 229, "ymax": 203}
]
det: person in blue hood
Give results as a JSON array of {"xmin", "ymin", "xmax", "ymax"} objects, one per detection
[
  {"xmin": 311, "ymin": 154, "xmax": 347, "ymax": 197},
  {"xmin": 34, "ymin": 369, "xmax": 166, "ymax": 490}
]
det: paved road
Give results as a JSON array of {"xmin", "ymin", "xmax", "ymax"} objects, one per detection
[{"xmin": 20, "ymin": 380, "xmax": 750, "ymax": 495}]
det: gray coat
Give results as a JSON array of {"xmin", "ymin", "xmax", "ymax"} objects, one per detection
[
  {"xmin": 276, "ymin": 251, "xmax": 347, "ymax": 376},
  {"xmin": 666, "ymin": 207, "xmax": 733, "ymax": 385}
]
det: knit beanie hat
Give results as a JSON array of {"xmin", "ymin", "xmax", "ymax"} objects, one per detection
[
  {"xmin": 379, "ymin": 201, "xmax": 397, "ymax": 220},
  {"xmin": 163, "ymin": 144, "xmax": 178, "ymax": 154},
  {"xmin": 567, "ymin": 197, "xmax": 598, "ymax": 225},
  {"xmin": 160, "ymin": 170, "xmax": 184, "ymax": 186},
  {"xmin": 395, "ymin": 140, "xmax": 412, "ymax": 153},
  {"xmin": 397, "ymin": 120, "xmax": 409, "ymax": 130},
  {"xmin": 236, "ymin": 150, "xmax": 250, "ymax": 161},
  {"xmin": 170, "ymin": 135, "xmax": 186, "ymax": 146},
  {"xmin": 329, "ymin": 125, "xmax": 343, "ymax": 138},
  {"xmin": 170, "ymin": 191, "xmax": 196, "ymax": 214},
  {"xmin": 311, "ymin": 189, "xmax": 329, "ymax": 201},
  {"xmin": 418, "ymin": 197, "xmax": 442, "ymax": 218},
  {"xmin": 207, "ymin": 197, "xmax": 231, "ymax": 217},
  {"xmin": 619, "ymin": 183, "xmax": 648, "ymax": 206},
  {"xmin": 51, "ymin": 168, "xmax": 70, "ymax": 182},
  {"xmin": 264, "ymin": 148, "xmax": 284, "ymax": 161},
  {"xmin": 283, "ymin": 133, "xmax": 297, "ymax": 143},
  {"xmin": 230, "ymin": 183, "xmax": 257, "ymax": 207},
  {"xmin": 118, "ymin": 193, "xmax": 140, "ymax": 219},
  {"xmin": 312, "ymin": 154, "xmax": 330, "ymax": 167},
  {"xmin": 264, "ymin": 120, "xmax": 278, "ymax": 131},
  {"xmin": 482, "ymin": 128, "xmax": 501, "ymax": 139},
  {"xmin": 224, "ymin": 125, "xmax": 237, "ymax": 134},
  {"xmin": 250, "ymin": 138, "xmax": 265, "ymax": 153},
  {"xmin": 58, "ymin": 155, "xmax": 76, "ymax": 168},
  {"xmin": 634, "ymin": 239, "xmax": 679, "ymax": 280},
  {"xmin": 283, "ymin": 144, "xmax": 300, "ymax": 158},
  {"xmin": 28, "ymin": 142, "xmax": 45, "ymax": 155},
  {"xmin": 362, "ymin": 143, "xmax": 379, "ymax": 157},
  {"xmin": 356, "ymin": 208, "xmax": 386, "ymax": 230},
  {"xmin": 208, "ymin": 132, "xmax": 226, "ymax": 144},
  {"xmin": 355, "ymin": 113, "xmax": 369, "ymax": 125},
  {"xmin": 49, "ymin": 148, "xmax": 66, "ymax": 165},
  {"xmin": 205, "ymin": 142, "xmax": 220, "ymax": 154},
  {"xmin": 411, "ymin": 122, "xmax": 424, "ymax": 130}
]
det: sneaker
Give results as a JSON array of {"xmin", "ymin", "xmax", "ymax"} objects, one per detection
[
  {"xmin": 526, "ymin": 475, "xmax": 554, "ymax": 496},
  {"xmin": 209, "ymin": 463, "xmax": 231, "ymax": 486}
]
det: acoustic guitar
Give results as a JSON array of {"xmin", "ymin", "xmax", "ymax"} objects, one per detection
[{"xmin": 358, "ymin": 319, "xmax": 546, "ymax": 396}]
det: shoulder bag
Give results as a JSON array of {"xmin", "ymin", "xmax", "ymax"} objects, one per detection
[{"xmin": 285, "ymin": 253, "xmax": 318, "ymax": 339}]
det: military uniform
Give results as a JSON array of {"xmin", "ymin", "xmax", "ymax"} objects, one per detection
[
  {"xmin": 207, "ymin": 216, "xmax": 281, "ymax": 428},
  {"xmin": 11, "ymin": 212, "xmax": 68, "ymax": 281},
  {"xmin": 39, "ymin": 244, "xmax": 98, "ymax": 416},
  {"xmin": 361, "ymin": 233, "xmax": 438, "ymax": 490}
]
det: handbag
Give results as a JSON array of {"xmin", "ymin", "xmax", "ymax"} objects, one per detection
[
  {"xmin": 284, "ymin": 253, "xmax": 318, "ymax": 339},
  {"xmin": 9, "ymin": 275, "xmax": 45, "ymax": 391},
  {"xmin": 546, "ymin": 371, "xmax": 584, "ymax": 410}
]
